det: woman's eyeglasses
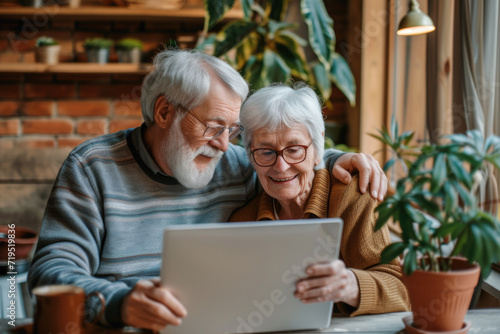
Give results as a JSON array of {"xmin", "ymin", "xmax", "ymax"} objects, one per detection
[{"xmin": 251, "ymin": 143, "xmax": 312, "ymax": 167}]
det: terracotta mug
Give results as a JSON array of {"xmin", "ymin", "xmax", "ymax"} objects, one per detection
[{"xmin": 32, "ymin": 285, "xmax": 105, "ymax": 334}]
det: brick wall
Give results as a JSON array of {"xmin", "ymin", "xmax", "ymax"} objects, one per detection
[
  {"xmin": 0, "ymin": 0, "xmax": 204, "ymax": 149},
  {"xmin": 0, "ymin": 72, "xmax": 145, "ymax": 149}
]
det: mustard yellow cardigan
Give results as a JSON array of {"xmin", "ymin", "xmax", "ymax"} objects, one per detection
[{"xmin": 229, "ymin": 169, "xmax": 410, "ymax": 316}]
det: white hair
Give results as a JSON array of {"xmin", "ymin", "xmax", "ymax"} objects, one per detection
[
  {"xmin": 141, "ymin": 49, "xmax": 249, "ymax": 125},
  {"xmin": 240, "ymin": 82, "xmax": 325, "ymax": 170}
]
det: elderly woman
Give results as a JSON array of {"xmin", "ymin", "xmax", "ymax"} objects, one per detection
[{"xmin": 230, "ymin": 83, "xmax": 409, "ymax": 316}]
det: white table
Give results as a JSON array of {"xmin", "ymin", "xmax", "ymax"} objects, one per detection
[{"xmin": 1, "ymin": 309, "xmax": 499, "ymax": 333}]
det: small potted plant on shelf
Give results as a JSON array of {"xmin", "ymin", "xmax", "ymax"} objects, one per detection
[
  {"xmin": 35, "ymin": 36, "xmax": 61, "ymax": 65},
  {"xmin": 84, "ymin": 38, "xmax": 113, "ymax": 64},
  {"xmin": 115, "ymin": 38, "xmax": 143, "ymax": 64},
  {"xmin": 372, "ymin": 116, "xmax": 500, "ymax": 333},
  {"xmin": 20, "ymin": 0, "xmax": 43, "ymax": 8}
]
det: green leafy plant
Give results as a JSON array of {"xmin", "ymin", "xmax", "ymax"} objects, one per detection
[
  {"xmin": 372, "ymin": 116, "xmax": 500, "ymax": 279},
  {"xmin": 84, "ymin": 38, "xmax": 113, "ymax": 50},
  {"xmin": 35, "ymin": 36, "xmax": 59, "ymax": 47},
  {"xmin": 115, "ymin": 38, "xmax": 143, "ymax": 51},
  {"xmin": 199, "ymin": 0, "xmax": 355, "ymax": 107}
]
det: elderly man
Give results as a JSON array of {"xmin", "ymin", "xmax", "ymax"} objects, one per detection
[{"xmin": 28, "ymin": 49, "xmax": 387, "ymax": 331}]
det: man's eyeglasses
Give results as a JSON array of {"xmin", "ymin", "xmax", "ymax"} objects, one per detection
[
  {"xmin": 186, "ymin": 110, "xmax": 244, "ymax": 140},
  {"xmin": 251, "ymin": 143, "xmax": 312, "ymax": 167}
]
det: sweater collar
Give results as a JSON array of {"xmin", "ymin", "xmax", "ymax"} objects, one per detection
[{"xmin": 129, "ymin": 123, "xmax": 166, "ymax": 176}]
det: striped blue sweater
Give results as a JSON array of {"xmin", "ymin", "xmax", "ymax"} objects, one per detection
[
  {"xmin": 28, "ymin": 126, "xmax": 342, "ymax": 327},
  {"xmin": 28, "ymin": 127, "xmax": 258, "ymax": 326}
]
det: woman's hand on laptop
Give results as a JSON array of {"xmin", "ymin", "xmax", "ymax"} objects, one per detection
[
  {"xmin": 121, "ymin": 278, "xmax": 187, "ymax": 331},
  {"xmin": 294, "ymin": 260, "xmax": 360, "ymax": 308}
]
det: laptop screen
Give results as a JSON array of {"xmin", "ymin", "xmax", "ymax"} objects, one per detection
[{"xmin": 160, "ymin": 218, "xmax": 343, "ymax": 334}]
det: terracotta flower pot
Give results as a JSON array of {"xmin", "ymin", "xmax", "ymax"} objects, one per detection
[
  {"xmin": 403, "ymin": 258, "xmax": 480, "ymax": 332},
  {"xmin": 0, "ymin": 225, "xmax": 38, "ymax": 260}
]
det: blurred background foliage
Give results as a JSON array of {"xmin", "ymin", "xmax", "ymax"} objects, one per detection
[
  {"xmin": 200, "ymin": 0, "xmax": 356, "ymax": 150},
  {"xmin": 199, "ymin": 0, "xmax": 355, "ymax": 106}
]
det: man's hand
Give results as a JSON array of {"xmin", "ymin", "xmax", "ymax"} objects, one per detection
[
  {"xmin": 294, "ymin": 260, "xmax": 360, "ymax": 308},
  {"xmin": 332, "ymin": 153, "xmax": 387, "ymax": 201},
  {"xmin": 122, "ymin": 279, "xmax": 187, "ymax": 332}
]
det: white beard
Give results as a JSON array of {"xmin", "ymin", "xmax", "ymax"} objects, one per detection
[{"xmin": 164, "ymin": 115, "xmax": 224, "ymax": 189}]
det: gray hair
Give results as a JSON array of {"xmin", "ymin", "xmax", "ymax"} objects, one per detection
[
  {"xmin": 141, "ymin": 49, "xmax": 249, "ymax": 126},
  {"xmin": 240, "ymin": 82, "xmax": 325, "ymax": 170}
]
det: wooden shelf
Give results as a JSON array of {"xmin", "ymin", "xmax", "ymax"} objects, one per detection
[
  {"xmin": 0, "ymin": 5, "xmax": 243, "ymax": 74},
  {"xmin": 0, "ymin": 63, "xmax": 152, "ymax": 74},
  {"xmin": 0, "ymin": 5, "xmax": 243, "ymax": 21}
]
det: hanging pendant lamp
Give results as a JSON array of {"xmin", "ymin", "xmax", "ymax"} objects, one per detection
[{"xmin": 397, "ymin": 0, "xmax": 435, "ymax": 36}]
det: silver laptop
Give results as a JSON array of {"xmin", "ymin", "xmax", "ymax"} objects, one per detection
[{"xmin": 160, "ymin": 218, "xmax": 343, "ymax": 334}]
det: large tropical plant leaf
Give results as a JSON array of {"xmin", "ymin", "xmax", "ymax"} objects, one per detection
[
  {"xmin": 300, "ymin": 0, "xmax": 335, "ymax": 70},
  {"xmin": 268, "ymin": 20, "xmax": 298, "ymax": 38},
  {"xmin": 329, "ymin": 52, "xmax": 356, "ymax": 106},
  {"xmin": 204, "ymin": 0, "xmax": 236, "ymax": 32},
  {"xmin": 240, "ymin": 0, "xmax": 255, "ymax": 20},
  {"xmin": 274, "ymin": 34, "xmax": 309, "ymax": 81},
  {"xmin": 235, "ymin": 32, "xmax": 263, "ymax": 69},
  {"xmin": 241, "ymin": 54, "xmax": 266, "ymax": 89},
  {"xmin": 261, "ymin": 48, "xmax": 291, "ymax": 86},
  {"xmin": 213, "ymin": 21, "xmax": 258, "ymax": 57},
  {"xmin": 268, "ymin": 0, "xmax": 289, "ymax": 21},
  {"xmin": 310, "ymin": 61, "xmax": 332, "ymax": 101}
]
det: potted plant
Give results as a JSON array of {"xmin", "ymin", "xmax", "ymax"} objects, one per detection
[
  {"xmin": 35, "ymin": 36, "xmax": 61, "ymax": 65},
  {"xmin": 20, "ymin": 0, "xmax": 43, "ymax": 7},
  {"xmin": 372, "ymin": 117, "xmax": 500, "ymax": 332},
  {"xmin": 199, "ymin": 0, "xmax": 356, "ymax": 110},
  {"xmin": 84, "ymin": 38, "xmax": 113, "ymax": 64},
  {"xmin": 115, "ymin": 38, "xmax": 143, "ymax": 64}
]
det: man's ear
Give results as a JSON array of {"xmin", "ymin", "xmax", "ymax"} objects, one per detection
[{"xmin": 154, "ymin": 95, "xmax": 175, "ymax": 129}]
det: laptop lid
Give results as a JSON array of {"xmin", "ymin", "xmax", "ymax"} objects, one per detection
[{"xmin": 160, "ymin": 218, "xmax": 343, "ymax": 334}]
